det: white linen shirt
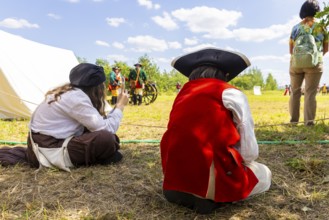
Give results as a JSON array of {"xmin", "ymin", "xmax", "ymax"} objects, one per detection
[
  {"xmin": 222, "ymin": 88, "xmax": 258, "ymax": 163},
  {"xmin": 30, "ymin": 88, "xmax": 123, "ymax": 139}
]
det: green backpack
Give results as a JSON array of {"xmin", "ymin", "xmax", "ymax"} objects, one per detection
[{"xmin": 291, "ymin": 25, "xmax": 319, "ymax": 68}]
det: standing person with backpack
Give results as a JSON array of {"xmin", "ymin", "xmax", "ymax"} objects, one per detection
[{"xmin": 289, "ymin": 0, "xmax": 328, "ymax": 126}]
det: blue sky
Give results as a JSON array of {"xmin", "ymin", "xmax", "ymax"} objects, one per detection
[{"xmin": 1, "ymin": 0, "xmax": 329, "ymax": 86}]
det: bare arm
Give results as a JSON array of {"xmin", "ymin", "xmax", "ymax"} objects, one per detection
[{"xmin": 289, "ymin": 39, "xmax": 294, "ymax": 55}]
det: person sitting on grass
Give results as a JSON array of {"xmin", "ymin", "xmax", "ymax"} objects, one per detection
[
  {"xmin": 0, "ymin": 63, "xmax": 129, "ymax": 171},
  {"xmin": 160, "ymin": 47, "xmax": 272, "ymax": 214}
]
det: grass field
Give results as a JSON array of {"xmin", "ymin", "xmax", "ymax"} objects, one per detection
[{"xmin": 0, "ymin": 90, "xmax": 329, "ymax": 219}]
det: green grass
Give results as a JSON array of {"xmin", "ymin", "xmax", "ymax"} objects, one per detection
[
  {"xmin": 2, "ymin": 90, "xmax": 329, "ymax": 143},
  {"xmin": 0, "ymin": 90, "xmax": 329, "ymax": 219},
  {"xmin": 2, "ymin": 91, "xmax": 329, "ymax": 169}
]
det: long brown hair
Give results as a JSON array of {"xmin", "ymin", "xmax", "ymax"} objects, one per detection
[
  {"xmin": 45, "ymin": 83, "xmax": 106, "ymax": 116},
  {"xmin": 79, "ymin": 83, "xmax": 106, "ymax": 116}
]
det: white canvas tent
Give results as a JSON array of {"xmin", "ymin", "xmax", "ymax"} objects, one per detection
[{"xmin": 0, "ymin": 30, "xmax": 79, "ymax": 119}]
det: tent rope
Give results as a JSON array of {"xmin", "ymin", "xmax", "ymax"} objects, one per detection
[{"xmin": 0, "ymin": 89, "xmax": 39, "ymax": 105}]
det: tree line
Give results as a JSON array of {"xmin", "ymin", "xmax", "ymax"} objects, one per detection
[
  {"xmin": 230, "ymin": 67, "xmax": 278, "ymax": 91},
  {"xmin": 78, "ymin": 55, "xmax": 278, "ymax": 94}
]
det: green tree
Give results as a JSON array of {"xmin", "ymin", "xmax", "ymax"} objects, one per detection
[
  {"xmin": 248, "ymin": 67, "xmax": 264, "ymax": 88},
  {"xmin": 77, "ymin": 56, "xmax": 88, "ymax": 63},
  {"xmin": 315, "ymin": 2, "xmax": 329, "ymax": 32},
  {"xmin": 230, "ymin": 67, "xmax": 264, "ymax": 90},
  {"xmin": 95, "ymin": 58, "xmax": 111, "ymax": 74},
  {"xmin": 264, "ymin": 73, "xmax": 278, "ymax": 90},
  {"xmin": 86, "ymin": 56, "xmax": 281, "ymax": 94},
  {"xmin": 112, "ymin": 61, "xmax": 130, "ymax": 79},
  {"xmin": 136, "ymin": 54, "xmax": 161, "ymax": 83},
  {"xmin": 132, "ymin": 55, "xmax": 190, "ymax": 94},
  {"xmin": 230, "ymin": 74, "xmax": 254, "ymax": 90},
  {"xmin": 159, "ymin": 69, "xmax": 188, "ymax": 93},
  {"xmin": 95, "ymin": 58, "xmax": 111, "ymax": 89}
]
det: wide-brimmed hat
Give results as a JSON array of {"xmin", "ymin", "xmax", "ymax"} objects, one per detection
[
  {"xmin": 134, "ymin": 63, "xmax": 142, "ymax": 67},
  {"xmin": 69, "ymin": 63, "xmax": 106, "ymax": 87},
  {"xmin": 171, "ymin": 47, "xmax": 250, "ymax": 81},
  {"xmin": 112, "ymin": 66, "xmax": 120, "ymax": 70}
]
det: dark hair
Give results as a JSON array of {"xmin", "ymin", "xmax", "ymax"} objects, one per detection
[
  {"xmin": 188, "ymin": 66, "xmax": 227, "ymax": 81},
  {"xmin": 46, "ymin": 83, "xmax": 107, "ymax": 117},
  {"xmin": 299, "ymin": 0, "xmax": 320, "ymax": 19}
]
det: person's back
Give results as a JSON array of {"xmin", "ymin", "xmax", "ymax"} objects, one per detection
[
  {"xmin": 161, "ymin": 47, "xmax": 271, "ymax": 214},
  {"xmin": 0, "ymin": 63, "xmax": 129, "ymax": 170},
  {"xmin": 162, "ymin": 78, "xmax": 258, "ymax": 202},
  {"xmin": 290, "ymin": 19, "xmax": 326, "ymax": 67},
  {"xmin": 289, "ymin": 0, "xmax": 329, "ymax": 126},
  {"xmin": 31, "ymin": 89, "xmax": 89, "ymax": 138}
]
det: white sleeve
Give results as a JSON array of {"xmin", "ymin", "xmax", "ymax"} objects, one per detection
[
  {"xmin": 105, "ymin": 108, "xmax": 123, "ymax": 133},
  {"xmin": 222, "ymin": 88, "xmax": 258, "ymax": 163},
  {"xmin": 66, "ymin": 93, "xmax": 123, "ymax": 134}
]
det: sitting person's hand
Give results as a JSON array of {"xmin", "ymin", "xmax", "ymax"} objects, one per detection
[{"xmin": 116, "ymin": 91, "xmax": 129, "ymax": 110}]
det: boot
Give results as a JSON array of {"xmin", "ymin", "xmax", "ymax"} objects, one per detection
[
  {"xmin": 132, "ymin": 94, "xmax": 137, "ymax": 105},
  {"xmin": 111, "ymin": 96, "xmax": 116, "ymax": 105},
  {"xmin": 138, "ymin": 95, "xmax": 142, "ymax": 105}
]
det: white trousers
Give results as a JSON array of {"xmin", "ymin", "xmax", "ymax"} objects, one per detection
[
  {"xmin": 205, "ymin": 160, "xmax": 272, "ymax": 200},
  {"xmin": 247, "ymin": 161, "xmax": 272, "ymax": 196}
]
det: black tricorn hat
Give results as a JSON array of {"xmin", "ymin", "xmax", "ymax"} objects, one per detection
[
  {"xmin": 69, "ymin": 63, "xmax": 106, "ymax": 87},
  {"xmin": 171, "ymin": 47, "xmax": 250, "ymax": 81}
]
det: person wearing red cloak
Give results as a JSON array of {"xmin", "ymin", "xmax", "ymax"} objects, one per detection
[{"xmin": 160, "ymin": 47, "xmax": 272, "ymax": 214}]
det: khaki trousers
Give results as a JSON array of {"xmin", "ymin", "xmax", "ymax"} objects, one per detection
[{"xmin": 289, "ymin": 62, "xmax": 323, "ymax": 125}]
